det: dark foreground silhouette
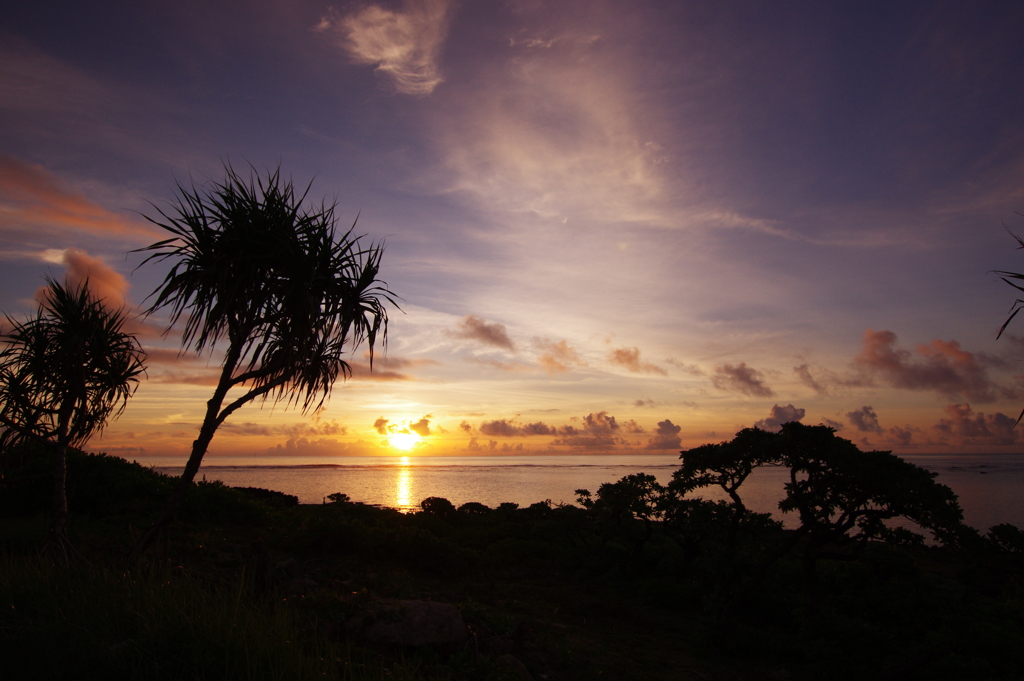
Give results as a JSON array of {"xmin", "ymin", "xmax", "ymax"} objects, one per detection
[{"xmin": 2, "ymin": 437, "xmax": 1023, "ymax": 681}]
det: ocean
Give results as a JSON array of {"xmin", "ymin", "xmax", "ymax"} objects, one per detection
[{"xmin": 147, "ymin": 452, "xmax": 1024, "ymax": 532}]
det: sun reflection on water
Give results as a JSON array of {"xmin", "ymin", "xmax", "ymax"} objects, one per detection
[{"xmin": 396, "ymin": 456, "xmax": 412, "ymax": 510}]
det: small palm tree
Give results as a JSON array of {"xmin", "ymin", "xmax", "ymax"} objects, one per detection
[
  {"xmin": 133, "ymin": 165, "xmax": 397, "ymax": 557},
  {"xmin": 0, "ymin": 279, "xmax": 146, "ymax": 561}
]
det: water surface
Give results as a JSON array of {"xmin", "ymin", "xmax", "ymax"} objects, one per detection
[{"xmin": 147, "ymin": 452, "xmax": 1024, "ymax": 531}]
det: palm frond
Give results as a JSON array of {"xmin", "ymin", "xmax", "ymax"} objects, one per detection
[
  {"xmin": 136, "ymin": 163, "xmax": 399, "ymax": 415},
  {"xmin": 0, "ymin": 279, "xmax": 147, "ymax": 449}
]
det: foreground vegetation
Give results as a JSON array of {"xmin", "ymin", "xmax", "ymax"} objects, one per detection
[{"xmin": 2, "ymin": 444, "xmax": 1024, "ymax": 680}]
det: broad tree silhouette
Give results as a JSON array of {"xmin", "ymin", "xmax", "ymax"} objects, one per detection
[
  {"xmin": 716, "ymin": 423, "xmax": 964, "ymax": 624},
  {"xmin": 0, "ymin": 279, "xmax": 146, "ymax": 561},
  {"xmin": 132, "ymin": 165, "xmax": 396, "ymax": 557},
  {"xmin": 670, "ymin": 426, "xmax": 780, "ymax": 552}
]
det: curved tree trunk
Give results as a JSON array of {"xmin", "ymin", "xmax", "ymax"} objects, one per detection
[
  {"xmin": 42, "ymin": 442, "xmax": 76, "ymax": 564},
  {"xmin": 130, "ymin": 350, "xmax": 239, "ymax": 562},
  {"xmin": 43, "ymin": 404, "xmax": 77, "ymax": 564},
  {"xmin": 130, "ymin": 422, "xmax": 221, "ymax": 561},
  {"xmin": 130, "ymin": 344, "xmax": 286, "ymax": 562}
]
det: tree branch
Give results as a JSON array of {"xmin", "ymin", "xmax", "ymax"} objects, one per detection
[{"xmin": 214, "ymin": 376, "xmax": 289, "ymax": 429}]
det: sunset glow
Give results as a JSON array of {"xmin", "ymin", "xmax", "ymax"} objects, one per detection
[
  {"xmin": 2, "ymin": 3, "xmax": 1023, "ymax": 459},
  {"xmin": 389, "ymin": 433, "xmax": 420, "ymax": 452}
]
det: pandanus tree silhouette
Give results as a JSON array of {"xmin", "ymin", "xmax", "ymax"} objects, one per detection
[
  {"xmin": 0, "ymin": 279, "xmax": 146, "ymax": 562},
  {"xmin": 994, "ymin": 223, "xmax": 1024, "ymax": 423},
  {"xmin": 132, "ymin": 165, "xmax": 396, "ymax": 558}
]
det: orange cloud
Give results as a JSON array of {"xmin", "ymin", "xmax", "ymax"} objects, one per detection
[
  {"xmin": 608, "ymin": 346, "xmax": 666, "ymax": 375},
  {"xmin": 0, "ymin": 154, "xmax": 157, "ymax": 240},
  {"xmin": 35, "ymin": 248, "xmax": 129, "ymax": 309},
  {"xmin": 855, "ymin": 329, "xmax": 1016, "ymax": 403},
  {"xmin": 535, "ymin": 338, "xmax": 586, "ymax": 374},
  {"xmin": 145, "ymin": 350, "xmax": 416, "ymax": 386}
]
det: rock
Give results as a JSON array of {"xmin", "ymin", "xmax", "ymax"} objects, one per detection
[{"xmin": 351, "ymin": 599, "xmax": 467, "ymax": 648}]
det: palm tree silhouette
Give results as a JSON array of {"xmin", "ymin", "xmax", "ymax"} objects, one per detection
[
  {"xmin": 133, "ymin": 165, "xmax": 396, "ymax": 557},
  {"xmin": 0, "ymin": 279, "xmax": 146, "ymax": 562},
  {"xmin": 994, "ymin": 222, "xmax": 1024, "ymax": 423}
]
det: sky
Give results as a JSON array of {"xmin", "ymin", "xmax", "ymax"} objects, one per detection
[{"xmin": 2, "ymin": 0, "xmax": 1024, "ymax": 459}]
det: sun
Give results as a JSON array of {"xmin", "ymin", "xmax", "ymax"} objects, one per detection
[{"xmin": 389, "ymin": 432, "xmax": 419, "ymax": 451}]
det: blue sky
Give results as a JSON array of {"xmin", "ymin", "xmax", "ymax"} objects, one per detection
[{"xmin": 2, "ymin": 0, "xmax": 1024, "ymax": 458}]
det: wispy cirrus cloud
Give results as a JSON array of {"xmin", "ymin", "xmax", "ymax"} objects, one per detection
[
  {"xmin": 433, "ymin": 26, "xmax": 668, "ymax": 226},
  {"xmin": 366, "ymin": 353, "xmax": 442, "ymax": 371},
  {"xmin": 321, "ymin": 0, "xmax": 452, "ymax": 95},
  {"xmin": 465, "ymin": 356, "xmax": 532, "ymax": 373}
]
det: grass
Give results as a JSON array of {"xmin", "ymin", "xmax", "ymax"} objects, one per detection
[
  {"xmin": 2, "ymin": 449, "xmax": 1024, "ymax": 680},
  {"xmin": 2, "ymin": 556, "xmax": 371, "ymax": 681}
]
